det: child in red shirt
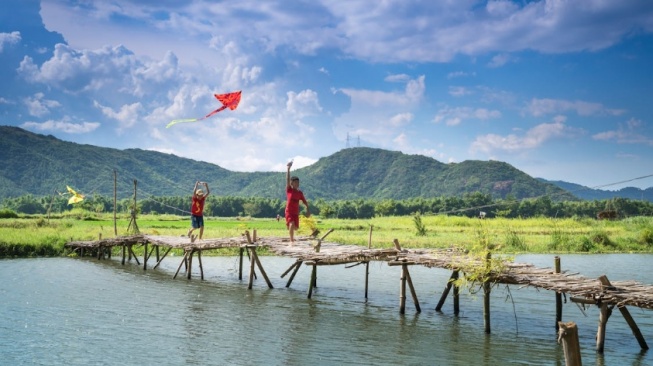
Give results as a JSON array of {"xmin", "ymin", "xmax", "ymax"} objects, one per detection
[
  {"xmin": 285, "ymin": 161, "xmax": 310, "ymax": 245},
  {"xmin": 188, "ymin": 181, "xmax": 210, "ymax": 240}
]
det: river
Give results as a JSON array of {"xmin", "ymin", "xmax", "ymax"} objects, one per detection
[{"xmin": 1, "ymin": 254, "xmax": 652, "ymax": 365}]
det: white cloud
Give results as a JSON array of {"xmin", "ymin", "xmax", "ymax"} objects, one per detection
[
  {"xmin": 0, "ymin": 31, "xmax": 21, "ymax": 52},
  {"xmin": 593, "ymin": 118, "xmax": 653, "ymax": 146},
  {"xmin": 40, "ymin": 0, "xmax": 653, "ymax": 64},
  {"xmin": 434, "ymin": 106, "xmax": 501, "ymax": 126},
  {"xmin": 524, "ymin": 98, "xmax": 626, "ymax": 117},
  {"xmin": 333, "ymin": 75, "xmax": 425, "ymax": 147},
  {"xmin": 487, "ymin": 53, "xmax": 513, "ymax": 68},
  {"xmin": 448, "ymin": 86, "xmax": 472, "ymax": 97},
  {"xmin": 21, "ymin": 119, "xmax": 100, "ymax": 134},
  {"xmin": 94, "ymin": 101, "xmax": 143, "ymax": 131},
  {"xmin": 470, "ymin": 116, "xmax": 574, "ymax": 154},
  {"xmin": 286, "ymin": 89, "xmax": 322, "ymax": 118},
  {"xmin": 388, "ymin": 113, "xmax": 413, "ymax": 127},
  {"xmin": 385, "ymin": 74, "xmax": 410, "ymax": 82},
  {"xmin": 23, "ymin": 93, "xmax": 61, "ymax": 117},
  {"xmin": 447, "ymin": 71, "xmax": 476, "ymax": 79}
]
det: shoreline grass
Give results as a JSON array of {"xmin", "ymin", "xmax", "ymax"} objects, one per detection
[{"xmin": 1, "ymin": 213, "xmax": 652, "ymax": 258}]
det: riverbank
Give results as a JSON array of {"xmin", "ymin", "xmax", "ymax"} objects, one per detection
[{"xmin": 1, "ymin": 213, "xmax": 652, "ymax": 257}]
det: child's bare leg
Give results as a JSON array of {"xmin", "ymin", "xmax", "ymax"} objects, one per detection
[
  {"xmin": 199, "ymin": 226, "xmax": 204, "ymax": 240},
  {"xmin": 288, "ymin": 222, "xmax": 295, "ymax": 245}
]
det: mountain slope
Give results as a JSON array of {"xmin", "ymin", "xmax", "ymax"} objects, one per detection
[{"xmin": 1, "ymin": 126, "xmax": 577, "ymax": 201}]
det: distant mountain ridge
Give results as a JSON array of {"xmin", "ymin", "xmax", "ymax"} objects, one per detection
[
  {"xmin": 1, "ymin": 126, "xmax": 647, "ymax": 202},
  {"xmin": 538, "ymin": 179, "xmax": 653, "ymax": 202}
]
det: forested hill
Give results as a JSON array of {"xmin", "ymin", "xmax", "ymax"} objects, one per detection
[{"xmin": 1, "ymin": 126, "xmax": 575, "ymax": 201}]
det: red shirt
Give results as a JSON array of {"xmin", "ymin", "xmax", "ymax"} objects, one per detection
[
  {"xmin": 191, "ymin": 196, "xmax": 206, "ymax": 216},
  {"xmin": 285, "ymin": 186, "xmax": 306, "ymax": 215}
]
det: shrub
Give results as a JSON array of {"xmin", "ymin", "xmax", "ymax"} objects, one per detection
[
  {"xmin": 413, "ymin": 212, "xmax": 427, "ymax": 236},
  {"xmin": 590, "ymin": 230, "xmax": 613, "ymax": 247},
  {"xmin": 639, "ymin": 228, "xmax": 653, "ymax": 247},
  {"xmin": 505, "ymin": 227, "xmax": 527, "ymax": 251},
  {"xmin": 0, "ymin": 209, "xmax": 18, "ymax": 219}
]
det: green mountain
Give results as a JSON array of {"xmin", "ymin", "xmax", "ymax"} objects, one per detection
[{"xmin": 0, "ymin": 126, "xmax": 575, "ymax": 201}]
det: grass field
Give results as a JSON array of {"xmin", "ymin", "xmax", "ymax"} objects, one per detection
[{"xmin": 1, "ymin": 212, "xmax": 652, "ymax": 258}]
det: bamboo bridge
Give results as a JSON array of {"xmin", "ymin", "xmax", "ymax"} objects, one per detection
[{"xmin": 65, "ymin": 229, "xmax": 653, "ymax": 353}]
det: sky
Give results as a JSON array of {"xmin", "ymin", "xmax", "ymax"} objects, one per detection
[{"xmin": 1, "ymin": 0, "xmax": 653, "ymax": 190}]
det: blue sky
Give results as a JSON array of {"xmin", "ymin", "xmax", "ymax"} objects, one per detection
[{"xmin": 1, "ymin": 0, "xmax": 653, "ymax": 190}]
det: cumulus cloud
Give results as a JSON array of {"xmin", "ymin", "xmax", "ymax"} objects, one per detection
[
  {"xmin": 94, "ymin": 101, "xmax": 143, "ymax": 131},
  {"xmin": 332, "ymin": 75, "xmax": 425, "ymax": 148},
  {"xmin": 286, "ymin": 89, "xmax": 322, "ymax": 118},
  {"xmin": 0, "ymin": 31, "xmax": 21, "ymax": 52},
  {"xmin": 524, "ymin": 98, "xmax": 626, "ymax": 117},
  {"xmin": 21, "ymin": 119, "xmax": 100, "ymax": 134},
  {"xmin": 23, "ymin": 93, "xmax": 61, "ymax": 117},
  {"xmin": 388, "ymin": 112, "xmax": 413, "ymax": 127},
  {"xmin": 40, "ymin": 1, "xmax": 653, "ymax": 64},
  {"xmin": 470, "ymin": 116, "xmax": 576, "ymax": 154}
]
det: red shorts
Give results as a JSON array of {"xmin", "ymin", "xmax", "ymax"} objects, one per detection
[{"xmin": 285, "ymin": 213, "xmax": 299, "ymax": 229}]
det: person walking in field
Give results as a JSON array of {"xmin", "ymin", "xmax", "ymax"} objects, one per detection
[
  {"xmin": 285, "ymin": 161, "xmax": 310, "ymax": 245},
  {"xmin": 188, "ymin": 181, "xmax": 209, "ymax": 241}
]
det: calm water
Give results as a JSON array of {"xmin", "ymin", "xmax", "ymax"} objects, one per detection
[{"xmin": 1, "ymin": 254, "xmax": 652, "ymax": 365}]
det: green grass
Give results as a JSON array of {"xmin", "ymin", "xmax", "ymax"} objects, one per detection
[{"xmin": 1, "ymin": 213, "xmax": 652, "ymax": 257}]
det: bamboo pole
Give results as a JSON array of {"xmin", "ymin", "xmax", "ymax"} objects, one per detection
[
  {"xmin": 307, "ymin": 264, "xmax": 317, "ymax": 298},
  {"xmin": 142, "ymin": 242, "xmax": 148, "ymax": 270},
  {"xmin": 558, "ymin": 321, "xmax": 582, "ymax": 366},
  {"xmin": 238, "ymin": 247, "xmax": 244, "ymax": 280},
  {"xmin": 248, "ymin": 247, "xmax": 256, "ymax": 289},
  {"xmin": 405, "ymin": 266, "xmax": 421, "ymax": 313},
  {"xmin": 484, "ymin": 252, "xmax": 491, "ymax": 334},
  {"xmin": 198, "ymin": 250, "xmax": 204, "ymax": 280},
  {"xmin": 598, "ymin": 275, "xmax": 648, "ymax": 350},
  {"xmin": 187, "ymin": 249, "xmax": 194, "ymax": 280},
  {"xmin": 152, "ymin": 247, "xmax": 172, "ymax": 270},
  {"xmin": 596, "ymin": 301, "xmax": 610, "ymax": 353},
  {"xmin": 436, "ymin": 270, "xmax": 459, "ymax": 312},
  {"xmin": 173, "ymin": 251, "xmax": 190, "ymax": 279},
  {"xmin": 365, "ymin": 225, "xmax": 372, "ymax": 300},
  {"xmin": 113, "ymin": 169, "xmax": 117, "ymax": 236},
  {"xmin": 400, "ymin": 263, "xmax": 407, "ymax": 314},
  {"xmin": 281, "ymin": 260, "xmax": 301, "ymax": 278},
  {"xmin": 555, "ymin": 256, "xmax": 563, "ymax": 332},
  {"xmin": 453, "ymin": 273, "xmax": 460, "ymax": 316},
  {"xmin": 286, "ymin": 260, "xmax": 303, "ymax": 288},
  {"xmin": 251, "ymin": 247, "xmax": 273, "ymax": 288}
]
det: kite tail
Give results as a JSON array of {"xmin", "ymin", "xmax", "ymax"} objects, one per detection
[
  {"xmin": 166, "ymin": 118, "xmax": 198, "ymax": 128},
  {"xmin": 201, "ymin": 105, "xmax": 228, "ymax": 120}
]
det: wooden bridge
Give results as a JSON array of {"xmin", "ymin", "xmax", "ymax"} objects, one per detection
[{"xmin": 65, "ymin": 229, "xmax": 653, "ymax": 353}]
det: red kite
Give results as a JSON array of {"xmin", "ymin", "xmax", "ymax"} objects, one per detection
[{"xmin": 167, "ymin": 91, "xmax": 241, "ymax": 128}]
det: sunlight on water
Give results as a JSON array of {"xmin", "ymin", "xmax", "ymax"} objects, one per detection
[{"xmin": 1, "ymin": 255, "xmax": 652, "ymax": 365}]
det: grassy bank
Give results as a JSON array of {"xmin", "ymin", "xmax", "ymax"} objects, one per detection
[{"xmin": 1, "ymin": 213, "xmax": 652, "ymax": 258}]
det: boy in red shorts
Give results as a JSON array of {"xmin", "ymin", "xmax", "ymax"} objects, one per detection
[
  {"xmin": 285, "ymin": 161, "xmax": 310, "ymax": 245},
  {"xmin": 188, "ymin": 181, "xmax": 209, "ymax": 241}
]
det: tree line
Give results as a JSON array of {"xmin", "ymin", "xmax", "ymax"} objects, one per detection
[{"xmin": 2, "ymin": 192, "xmax": 653, "ymax": 219}]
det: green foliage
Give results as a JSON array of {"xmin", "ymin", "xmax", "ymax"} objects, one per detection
[
  {"xmin": 452, "ymin": 225, "xmax": 511, "ymax": 295},
  {"xmin": 504, "ymin": 227, "xmax": 527, "ymax": 251},
  {"xmin": 413, "ymin": 212, "xmax": 427, "ymax": 236},
  {"xmin": 0, "ymin": 209, "xmax": 18, "ymax": 218},
  {"xmin": 638, "ymin": 228, "xmax": 653, "ymax": 246}
]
